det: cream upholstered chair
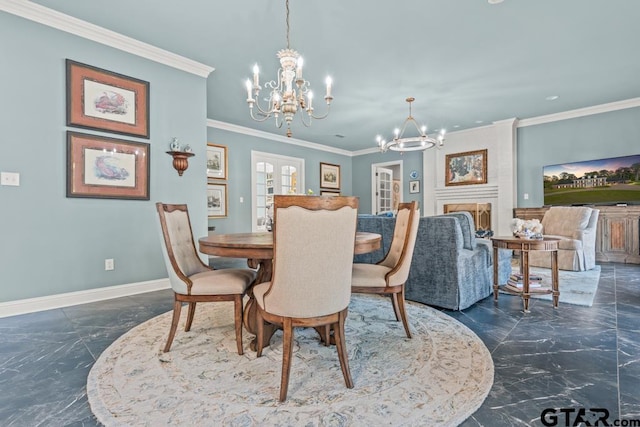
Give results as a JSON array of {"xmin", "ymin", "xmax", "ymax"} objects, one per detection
[
  {"xmin": 155, "ymin": 203, "xmax": 256, "ymax": 355},
  {"xmin": 253, "ymin": 195, "xmax": 359, "ymax": 402},
  {"xmin": 528, "ymin": 206, "xmax": 600, "ymax": 271},
  {"xmin": 351, "ymin": 201, "xmax": 419, "ymax": 338}
]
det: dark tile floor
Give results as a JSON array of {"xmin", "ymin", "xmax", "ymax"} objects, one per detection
[{"xmin": 0, "ymin": 261, "xmax": 638, "ymax": 426}]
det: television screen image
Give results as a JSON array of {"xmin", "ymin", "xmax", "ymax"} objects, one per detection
[{"xmin": 543, "ymin": 154, "xmax": 640, "ymax": 206}]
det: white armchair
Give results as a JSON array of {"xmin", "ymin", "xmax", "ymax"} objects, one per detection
[{"xmin": 528, "ymin": 206, "xmax": 600, "ymax": 271}]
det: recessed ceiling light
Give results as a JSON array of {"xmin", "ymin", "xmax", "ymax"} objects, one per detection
[
  {"xmin": 453, "ymin": 125, "xmax": 460, "ymax": 129},
  {"xmin": 488, "ymin": 0, "xmax": 504, "ymax": 4},
  {"xmin": 545, "ymin": 95, "xmax": 559, "ymax": 101},
  {"xmin": 475, "ymin": 120, "xmax": 484, "ymax": 124}
]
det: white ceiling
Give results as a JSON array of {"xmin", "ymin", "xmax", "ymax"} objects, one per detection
[{"xmin": 28, "ymin": 0, "xmax": 640, "ymax": 152}]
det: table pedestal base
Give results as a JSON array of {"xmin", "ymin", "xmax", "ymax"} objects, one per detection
[{"xmin": 491, "ymin": 236, "xmax": 560, "ymax": 313}]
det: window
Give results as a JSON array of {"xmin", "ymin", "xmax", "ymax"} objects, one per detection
[{"xmin": 251, "ymin": 151, "xmax": 305, "ymax": 231}]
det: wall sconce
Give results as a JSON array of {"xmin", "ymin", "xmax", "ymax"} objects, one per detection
[{"xmin": 166, "ymin": 137, "xmax": 194, "ymax": 176}]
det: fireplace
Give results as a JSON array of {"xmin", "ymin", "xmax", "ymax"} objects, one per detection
[{"xmin": 444, "ymin": 203, "xmax": 491, "ymax": 231}]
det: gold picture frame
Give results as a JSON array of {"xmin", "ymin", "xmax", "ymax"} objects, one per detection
[
  {"xmin": 445, "ymin": 149, "xmax": 488, "ymax": 186},
  {"xmin": 207, "ymin": 181, "xmax": 228, "ymax": 217},
  {"xmin": 206, "ymin": 143, "xmax": 228, "ymax": 180}
]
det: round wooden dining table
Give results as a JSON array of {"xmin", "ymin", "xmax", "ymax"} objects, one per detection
[{"xmin": 198, "ymin": 231, "xmax": 382, "ymax": 349}]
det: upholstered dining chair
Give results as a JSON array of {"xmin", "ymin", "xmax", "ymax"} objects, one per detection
[
  {"xmin": 253, "ymin": 195, "xmax": 359, "ymax": 402},
  {"xmin": 155, "ymin": 203, "xmax": 257, "ymax": 355},
  {"xmin": 351, "ymin": 201, "xmax": 419, "ymax": 338}
]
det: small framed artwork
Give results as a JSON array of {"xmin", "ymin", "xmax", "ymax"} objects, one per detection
[
  {"xmin": 207, "ymin": 182, "xmax": 227, "ymax": 218},
  {"xmin": 320, "ymin": 190, "xmax": 341, "ymax": 196},
  {"xmin": 67, "ymin": 131, "xmax": 150, "ymax": 200},
  {"xmin": 66, "ymin": 59, "xmax": 150, "ymax": 138},
  {"xmin": 320, "ymin": 162, "xmax": 340, "ymax": 189},
  {"xmin": 409, "ymin": 180, "xmax": 420, "ymax": 194},
  {"xmin": 445, "ymin": 149, "xmax": 488, "ymax": 186},
  {"xmin": 206, "ymin": 143, "xmax": 228, "ymax": 180}
]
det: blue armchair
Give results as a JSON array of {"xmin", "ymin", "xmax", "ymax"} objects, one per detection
[{"xmin": 355, "ymin": 212, "xmax": 511, "ymax": 310}]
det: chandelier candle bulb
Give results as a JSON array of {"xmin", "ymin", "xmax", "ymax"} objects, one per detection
[
  {"xmin": 245, "ymin": 79, "xmax": 252, "ymax": 100},
  {"xmin": 325, "ymin": 76, "xmax": 332, "ymax": 98},
  {"xmin": 253, "ymin": 64, "xmax": 259, "ymax": 87},
  {"xmin": 296, "ymin": 57, "xmax": 303, "ymax": 79}
]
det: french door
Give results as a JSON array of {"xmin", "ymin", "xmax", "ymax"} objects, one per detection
[
  {"xmin": 251, "ymin": 151, "xmax": 305, "ymax": 231},
  {"xmin": 376, "ymin": 167, "xmax": 394, "ymax": 214}
]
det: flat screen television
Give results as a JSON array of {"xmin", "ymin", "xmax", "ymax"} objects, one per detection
[{"xmin": 543, "ymin": 154, "xmax": 640, "ymax": 206}]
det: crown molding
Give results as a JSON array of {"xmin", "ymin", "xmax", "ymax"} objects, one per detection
[
  {"xmin": 0, "ymin": 0, "xmax": 214, "ymax": 78},
  {"xmin": 207, "ymin": 119, "xmax": 354, "ymax": 157},
  {"xmin": 352, "ymin": 147, "xmax": 381, "ymax": 156},
  {"xmin": 517, "ymin": 97, "xmax": 640, "ymax": 128}
]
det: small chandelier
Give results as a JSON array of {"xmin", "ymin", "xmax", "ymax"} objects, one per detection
[
  {"xmin": 376, "ymin": 97, "xmax": 445, "ymax": 152},
  {"xmin": 245, "ymin": 0, "xmax": 333, "ymax": 138}
]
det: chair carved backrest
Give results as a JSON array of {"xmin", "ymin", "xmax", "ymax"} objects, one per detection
[
  {"xmin": 262, "ymin": 195, "xmax": 359, "ymax": 318},
  {"xmin": 156, "ymin": 203, "xmax": 209, "ymax": 294},
  {"xmin": 379, "ymin": 201, "xmax": 419, "ymax": 286}
]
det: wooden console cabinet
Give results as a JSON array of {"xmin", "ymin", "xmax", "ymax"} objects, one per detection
[{"xmin": 513, "ymin": 206, "xmax": 640, "ymax": 265}]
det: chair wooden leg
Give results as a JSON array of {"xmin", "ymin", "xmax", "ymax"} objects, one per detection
[
  {"xmin": 256, "ymin": 309, "xmax": 264, "ymax": 358},
  {"xmin": 185, "ymin": 302, "xmax": 196, "ymax": 331},
  {"xmin": 164, "ymin": 299, "xmax": 182, "ymax": 353},
  {"xmin": 279, "ymin": 318, "xmax": 294, "ymax": 402},
  {"xmin": 397, "ymin": 287, "xmax": 412, "ymax": 339},
  {"xmin": 390, "ymin": 293, "xmax": 401, "ymax": 321},
  {"xmin": 334, "ymin": 309, "xmax": 354, "ymax": 389},
  {"xmin": 234, "ymin": 295, "xmax": 244, "ymax": 355}
]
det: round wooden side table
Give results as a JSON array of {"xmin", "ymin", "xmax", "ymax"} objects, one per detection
[{"xmin": 491, "ymin": 236, "xmax": 560, "ymax": 313}]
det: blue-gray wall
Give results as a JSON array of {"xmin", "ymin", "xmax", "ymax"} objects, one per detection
[
  {"xmin": 0, "ymin": 12, "xmax": 207, "ymax": 302},
  {"xmin": 516, "ymin": 107, "xmax": 640, "ymax": 207},
  {"xmin": 206, "ymin": 127, "xmax": 352, "ymax": 233},
  {"xmin": 352, "ymin": 151, "xmax": 423, "ymax": 214}
]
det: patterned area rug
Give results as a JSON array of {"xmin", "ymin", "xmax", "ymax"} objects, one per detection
[
  {"xmin": 501, "ymin": 265, "xmax": 601, "ymax": 307},
  {"xmin": 87, "ymin": 295, "xmax": 494, "ymax": 426}
]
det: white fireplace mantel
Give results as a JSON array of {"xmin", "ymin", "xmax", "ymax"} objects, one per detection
[{"xmin": 423, "ymin": 118, "xmax": 517, "ymax": 236}]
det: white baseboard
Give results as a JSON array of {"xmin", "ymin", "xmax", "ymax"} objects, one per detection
[{"xmin": 0, "ymin": 278, "xmax": 171, "ymax": 318}]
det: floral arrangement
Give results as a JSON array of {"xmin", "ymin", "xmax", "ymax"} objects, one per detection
[{"xmin": 511, "ymin": 218, "xmax": 543, "ymax": 239}]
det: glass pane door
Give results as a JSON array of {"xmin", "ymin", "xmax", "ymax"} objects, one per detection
[
  {"xmin": 252, "ymin": 152, "xmax": 304, "ymax": 231},
  {"xmin": 376, "ymin": 167, "xmax": 393, "ymax": 214}
]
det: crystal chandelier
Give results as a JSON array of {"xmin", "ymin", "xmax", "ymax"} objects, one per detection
[
  {"xmin": 376, "ymin": 97, "xmax": 445, "ymax": 152},
  {"xmin": 245, "ymin": 0, "xmax": 333, "ymax": 138}
]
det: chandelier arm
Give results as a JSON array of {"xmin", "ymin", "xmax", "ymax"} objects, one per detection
[
  {"xmin": 248, "ymin": 107, "xmax": 275, "ymax": 123},
  {"xmin": 298, "ymin": 113, "xmax": 311, "ymax": 127},
  {"xmin": 308, "ymin": 104, "xmax": 331, "ymax": 120},
  {"xmin": 251, "ymin": 97, "xmax": 274, "ymax": 116},
  {"xmin": 253, "ymin": 77, "xmax": 286, "ymax": 116}
]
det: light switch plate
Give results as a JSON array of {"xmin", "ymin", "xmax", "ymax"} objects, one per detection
[{"xmin": 0, "ymin": 172, "xmax": 20, "ymax": 186}]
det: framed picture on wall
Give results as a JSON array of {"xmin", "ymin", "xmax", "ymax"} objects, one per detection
[
  {"xmin": 66, "ymin": 59, "xmax": 150, "ymax": 138},
  {"xmin": 409, "ymin": 180, "xmax": 420, "ymax": 194},
  {"xmin": 320, "ymin": 162, "xmax": 340, "ymax": 189},
  {"xmin": 206, "ymin": 143, "xmax": 228, "ymax": 179},
  {"xmin": 445, "ymin": 149, "xmax": 488, "ymax": 186},
  {"xmin": 207, "ymin": 182, "xmax": 227, "ymax": 217},
  {"xmin": 66, "ymin": 131, "xmax": 150, "ymax": 200}
]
